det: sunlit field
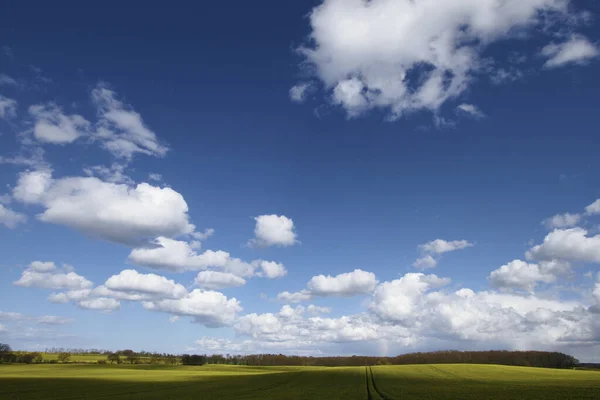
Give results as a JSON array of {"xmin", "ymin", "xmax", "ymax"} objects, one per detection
[{"xmin": 1, "ymin": 363, "xmax": 599, "ymax": 399}]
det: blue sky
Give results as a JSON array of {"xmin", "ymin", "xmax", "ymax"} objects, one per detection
[{"xmin": 1, "ymin": 0, "xmax": 600, "ymax": 360}]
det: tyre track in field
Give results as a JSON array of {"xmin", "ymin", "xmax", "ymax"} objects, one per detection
[
  {"xmin": 368, "ymin": 366, "xmax": 394, "ymax": 400},
  {"xmin": 365, "ymin": 366, "xmax": 373, "ymax": 400}
]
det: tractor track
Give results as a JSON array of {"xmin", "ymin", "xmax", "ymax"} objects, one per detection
[{"xmin": 368, "ymin": 366, "xmax": 394, "ymax": 400}]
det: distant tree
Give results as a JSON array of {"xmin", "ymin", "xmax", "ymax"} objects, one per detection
[
  {"xmin": 107, "ymin": 353, "xmax": 121, "ymax": 364},
  {"xmin": 149, "ymin": 354, "xmax": 162, "ymax": 364},
  {"xmin": 125, "ymin": 353, "xmax": 140, "ymax": 364},
  {"xmin": 165, "ymin": 355, "xmax": 178, "ymax": 365},
  {"xmin": 32, "ymin": 352, "xmax": 43, "ymax": 363},
  {"xmin": 0, "ymin": 343, "xmax": 12, "ymax": 364},
  {"xmin": 57, "ymin": 352, "xmax": 71, "ymax": 363}
]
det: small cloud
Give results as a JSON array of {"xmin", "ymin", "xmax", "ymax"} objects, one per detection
[
  {"xmin": 289, "ymin": 83, "xmax": 313, "ymax": 103},
  {"xmin": 148, "ymin": 173, "xmax": 162, "ymax": 182},
  {"xmin": 456, "ymin": 104, "xmax": 485, "ymax": 119},
  {"xmin": 2, "ymin": 45, "xmax": 14, "ymax": 61},
  {"xmin": 542, "ymin": 35, "xmax": 599, "ymax": 68},
  {"xmin": 248, "ymin": 214, "xmax": 298, "ymax": 248}
]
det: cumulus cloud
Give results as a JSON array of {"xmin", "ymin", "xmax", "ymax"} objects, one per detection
[
  {"xmin": 78, "ymin": 297, "xmax": 120, "ymax": 311},
  {"xmin": 248, "ymin": 214, "xmax": 298, "ymax": 247},
  {"xmin": 542, "ymin": 35, "xmax": 599, "ymax": 68},
  {"xmin": 128, "ymin": 237, "xmax": 232, "ymax": 272},
  {"xmin": 307, "ymin": 269, "xmax": 378, "ymax": 297},
  {"xmin": 195, "ymin": 271, "xmax": 247, "ymax": 290},
  {"xmin": 14, "ymin": 263, "xmax": 93, "ymax": 290},
  {"xmin": 143, "ymin": 289, "xmax": 242, "ymax": 327},
  {"xmin": 586, "ymin": 199, "xmax": 600, "ymax": 215},
  {"xmin": 28, "ymin": 103, "xmax": 90, "ymax": 144},
  {"xmin": 456, "ymin": 104, "xmax": 485, "ymax": 118},
  {"xmin": 277, "ymin": 269, "xmax": 377, "ymax": 302},
  {"xmin": 104, "ymin": 269, "xmax": 188, "ymax": 300},
  {"xmin": 28, "ymin": 261, "xmax": 57, "ymax": 272},
  {"xmin": 92, "ymin": 84, "xmax": 168, "ymax": 159},
  {"xmin": 544, "ymin": 212, "xmax": 582, "ymax": 229},
  {"xmin": 0, "ymin": 95, "xmax": 17, "ymax": 119},
  {"xmin": 37, "ymin": 315, "xmax": 72, "ymax": 325},
  {"xmin": 526, "ymin": 228, "xmax": 600, "ymax": 263},
  {"xmin": 488, "ymin": 260, "xmax": 557, "ymax": 292},
  {"xmin": 256, "ymin": 261, "xmax": 287, "ymax": 279},
  {"xmin": 297, "ymin": 0, "xmax": 575, "ymax": 119},
  {"xmin": 413, "ymin": 255, "xmax": 438, "ymax": 270},
  {"xmin": 0, "ymin": 204, "xmax": 26, "ymax": 228},
  {"xmin": 12, "ymin": 171, "xmax": 196, "ymax": 246}
]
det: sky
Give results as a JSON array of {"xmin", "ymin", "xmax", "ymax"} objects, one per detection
[{"xmin": 1, "ymin": 0, "xmax": 600, "ymax": 361}]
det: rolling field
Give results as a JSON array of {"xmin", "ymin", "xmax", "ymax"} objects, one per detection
[{"xmin": 1, "ymin": 363, "xmax": 599, "ymax": 399}]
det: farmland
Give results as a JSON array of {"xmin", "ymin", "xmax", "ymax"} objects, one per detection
[{"xmin": 1, "ymin": 363, "xmax": 600, "ymax": 399}]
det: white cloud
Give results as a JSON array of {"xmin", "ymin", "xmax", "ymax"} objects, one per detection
[
  {"xmin": 526, "ymin": 228, "xmax": 600, "ymax": 263},
  {"xmin": 14, "ymin": 263, "xmax": 92, "ymax": 291},
  {"xmin": 248, "ymin": 214, "xmax": 298, "ymax": 247},
  {"xmin": 488, "ymin": 259, "xmax": 556, "ymax": 292},
  {"xmin": 257, "ymin": 261, "xmax": 287, "ymax": 279},
  {"xmin": 0, "ymin": 311, "xmax": 25, "ymax": 321},
  {"xmin": 0, "ymin": 204, "xmax": 26, "ymax": 228},
  {"xmin": 0, "ymin": 95, "xmax": 17, "ymax": 119},
  {"xmin": 13, "ymin": 171, "xmax": 197, "ymax": 246},
  {"xmin": 420, "ymin": 239, "xmax": 474, "ymax": 254},
  {"xmin": 104, "ymin": 269, "xmax": 188, "ymax": 300},
  {"xmin": 544, "ymin": 212, "xmax": 582, "ymax": 229},
  {"xmin": 92, "ymin": 84, "xmax": 168, "ymax": 159},
  {"xmin": 0, "ymin": 324, "xmax": 6, "ymax": 332},
  {"xmin": 28, "ymin": 261, "xmax": 57, "ymax": 272},
  {"xmin": 28, "ymin": 103, "xmax": 90, "ymax": 144},
  {"xmin": 191, "ymin": 228, "xmax": 215, "ymax": 241},
  {"xmin": 289, "ymin": 83, "xmax": 313, "ymax": 103},
  {"xmin": 413, "ymin": 239, "xmax": 473, "ymax": 269},
  {"xmin": 143, "ymin": 289, "xmax": 242, "ymax": 327},
  {"xmin": 78, "ymin": 297, "xmax": 120, "ymax": 311},
  {"xmin": 456, "ymin": 104, "xmax": 485, "ymax": 118},
  {"xmin": 277, "ymin": 269, "xmax": 378, "ymax": 302},
  {"xmin": 37, "ymin": 315, "xmax": 72, "ymax": 325},
  {"xmin": 148, "ymin": 173, "xmax": 162, "ymax": 182},
  {"xmin": 413, "ymin": 255, "xmax": 438, "ymax": 269},
  {"xmin": 542, "ymin": 35, "xmax": 599, "ymax": 68},
  {"xmin": 128, "ymin": 237, "xmax": 231, "ymax": 272},
  {"xmin": 276, "ymin": 290, "xmax": 313, "ymax": 303},
  {"xmin": 297, "ymin": 0, "xmax": 573, "ymax": 119},
  {"xmin": 195, "ymin": 271, "xmax": 247, "ymax": 290},
  {"xmin": 370, "ymin": 273, "xmax": 450, "ymax": 323},
  {"xmin": 12, "ymin": 169, "xmax": 53, "ymax": 204},
  {"xmin": 307, "ymin": 269, "xmax": 378, "ymax": 297},
  {"xmin": 585, "ymin": 199, "xmax": 600, "ymax": 215}
]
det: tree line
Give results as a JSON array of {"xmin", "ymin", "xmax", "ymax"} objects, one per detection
[{"xmin": 0, "ymin": 343, "xmax": 579, "ymax": 369}]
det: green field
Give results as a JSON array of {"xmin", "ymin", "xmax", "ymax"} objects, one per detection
[{"xmin": 1, "ymin": 363, "xmax": 599, "ymax": 399}]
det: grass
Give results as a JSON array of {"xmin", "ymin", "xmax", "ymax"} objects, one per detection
[{"xmin": 1, "ymin": 363, "xmax": 599, "ymax": 399}]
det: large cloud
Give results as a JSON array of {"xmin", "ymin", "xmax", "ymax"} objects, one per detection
[
  {"xmin": 296, "ymin": 0, "xmax": 578, "ymax": 119},
  {"xmin": 128, "ymin": 237, "xmax": 230, "ymax": 272},
  {"xmin": 195, "ymin": 271, "xmax": 247, "ymax": 290},
  {"xmin": 104, "ymin": 269, "xmax": 188, "ymax": 299},
  {"xmin": 277, "ymin": 269, "xmax": 377, "ymax": 302},
  {"xmin": 526, "ymin": 228, "xmax": 600, "ymax": 263},
  {"xmin": 13, "ymin": 262, "xmax": 93, "ymax": 290},
  {"xmin": 248, "ymin": 214, "xmax": 298, "ymax": 247},
  {"xmin": 12, "ymin": 171, "xmax": 196, "ymax": 246},
  {"xmin": 143, "ymin": 289, "xmax": 242, "ymax": 327},
  {"xmin": 488, "ymin": 259, "xmax": 558, "ymax": 292}
]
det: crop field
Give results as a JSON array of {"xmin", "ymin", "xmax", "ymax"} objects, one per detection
[{"xmin": 1, "ymin": 363, "xmax": 600, "ymax": 399}]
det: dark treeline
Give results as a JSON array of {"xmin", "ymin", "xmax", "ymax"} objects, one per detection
[{"xmin": 0, "ymin": 343, "xmax": 579, "ymax": 369}]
